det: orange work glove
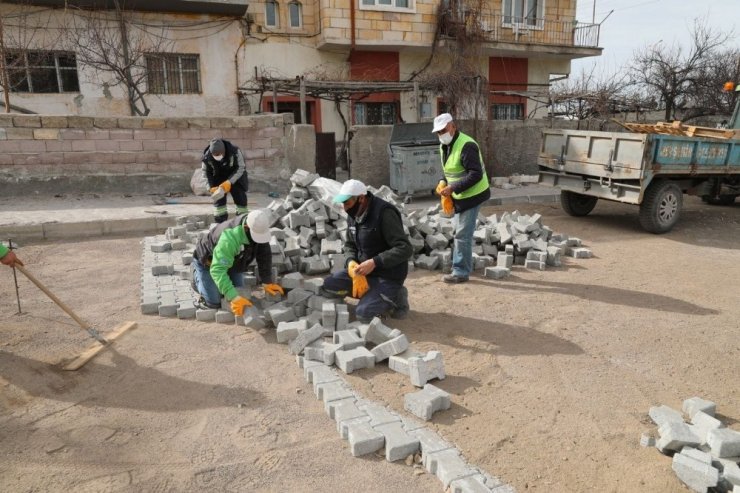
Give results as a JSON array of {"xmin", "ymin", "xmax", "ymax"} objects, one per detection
[
  {"xmin": 347, "ymin": 261, "xmax": 369, "ymax": 298},
  {"xmin": 220, "ymin": 181, "xmax": 232, "ymax": 193},
  {"xmin": 264, "ymin": 283, "xmax": 285, "ymax": 296},
  {"xmin": 230, "ymin": 296, "xmax": 252, "ymax": 316},
  {"xmin": 209, "ymin": 186, "xmax": 220, "ymax": 194},
  {"xmin": 435, "ymin": 180, "xmax": 446, "ymax": 196},
  {"xmin": 441, "ymin": 195, "xmax": 454, "ymax": 216}
]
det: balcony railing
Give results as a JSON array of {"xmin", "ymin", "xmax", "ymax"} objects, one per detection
[{"xmin": 441, "ymin": 12, "xmax": 600, "ymax": 49}]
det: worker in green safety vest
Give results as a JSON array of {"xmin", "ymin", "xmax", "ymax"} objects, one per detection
[{"xmin": 432, "ymin": 113, "xmax": 490, "ymax": 284}]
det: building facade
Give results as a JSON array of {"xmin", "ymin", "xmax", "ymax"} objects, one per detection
[{"xmin": 1, "ymin": 0, "xmax": 602, "ymax": 137}]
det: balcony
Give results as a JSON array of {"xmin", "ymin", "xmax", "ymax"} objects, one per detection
[{"xmin": 441, "ymin": 11, "xmax": 602, "ymax": 57}]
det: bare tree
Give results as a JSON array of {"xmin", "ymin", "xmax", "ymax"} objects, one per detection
[
  {"xmin": 630, "ymin": 19, "xmax": 732, "ymax": 121},
  {"xmin": 65, "ymin": 1, "xmax": 173, "ymax": 116},
  {"xmin": 683, "ymin": 47, "xmax": 740, "ymax": 121},
  {"xmin": 0, "ymin": 1, "xmax": 61, "ymax": 113}
]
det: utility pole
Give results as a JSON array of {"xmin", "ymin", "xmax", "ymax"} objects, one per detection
[{"xmin": 592, "ymin": 0, "xmax": 596, "ymax": 23}]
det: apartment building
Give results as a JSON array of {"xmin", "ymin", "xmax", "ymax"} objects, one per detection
[{"xmin": 1, "ymin": 0, "xmax": 601, "ymax": 136}]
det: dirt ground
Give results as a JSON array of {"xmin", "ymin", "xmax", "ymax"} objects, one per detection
[{"xmin": 1, "ymin": 196, "xmax": 739, "ymax": 492}]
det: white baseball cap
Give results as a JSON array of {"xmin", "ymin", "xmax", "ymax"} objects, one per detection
[
  {"xmin": 432, "ymin": 113, "xmax": 453, "ymax": 133},
  {"xmin": 333, "ymin": 179, "xmax": 368, "ymax": 203},
  {"xmin": 246, "ymin": 209, "xmax": 272, "ymax": 243}
]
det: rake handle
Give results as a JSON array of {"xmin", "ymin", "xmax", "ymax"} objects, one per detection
[{"xmin": 15, "ymin": 265, "xmax": 91, "ymax": 331}]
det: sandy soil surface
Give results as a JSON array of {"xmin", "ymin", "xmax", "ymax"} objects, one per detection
[{"xmin": 1, "ymin": 196, "xmax": 739, "ymax": 492}]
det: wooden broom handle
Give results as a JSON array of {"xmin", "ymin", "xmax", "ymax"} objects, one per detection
[{"xmin": 15, "ymin": 265, "xmax": 91, "ymax": 331}]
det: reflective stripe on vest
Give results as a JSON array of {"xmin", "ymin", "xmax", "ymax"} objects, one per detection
[{"xmin": 441, "ymin": 132, "xmax": 489, "ymax": 200}]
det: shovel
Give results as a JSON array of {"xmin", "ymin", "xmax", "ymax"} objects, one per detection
[{"xmin": 15, "ymin": 265, "xmax": 108, "ymax": 344}]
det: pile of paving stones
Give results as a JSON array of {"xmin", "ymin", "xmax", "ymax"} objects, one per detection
[{"xmin": 644, "ymin": 398, "xmax": 740, "ymax": 492}]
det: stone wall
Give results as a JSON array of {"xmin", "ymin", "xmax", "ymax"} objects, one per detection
[
  {"xmin": 0, "ymin": 114, "xmax": 316, "ymax": 196},
  {"xmin": 348, "ymin": 119, "xmax": 628, "ymax": 190}
]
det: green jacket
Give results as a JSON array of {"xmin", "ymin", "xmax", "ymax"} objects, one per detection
[
  {"xmin": 0, "ymin": 244, "xmax": 8, "ymax": 258},
  {"xmin": 194, "ymin": 215, "xmax": 273, "ymax": 301}
]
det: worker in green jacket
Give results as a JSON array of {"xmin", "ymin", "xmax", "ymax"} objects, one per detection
[
  {"xmin": 0, "ymin": 244, "xmax": 23, "ymax": 268},
  {"xmin": 192, "ymin": 209, "xmax": 284, "ymax": 314}
]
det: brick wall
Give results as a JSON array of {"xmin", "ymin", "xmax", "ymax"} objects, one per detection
[{"xmin": 0, "ymin": 114, "xmax": 317, "ymax": 196}]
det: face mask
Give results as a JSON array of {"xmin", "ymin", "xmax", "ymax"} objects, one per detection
[
  {"xmin": 213, "ymin": 154, "xmax": 224, "ymax": 162},
  {"xmin": 439, "ymin": 132, "xmax": 453, "ymax": 145},
  {"xmin": 345, "ymin": 199, "xmax": 362, "ymax": 218}
]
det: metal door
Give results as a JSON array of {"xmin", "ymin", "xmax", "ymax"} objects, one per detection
[{"xmin": 316, "ymin": 132, "xmax": 336, "ymax": 179}]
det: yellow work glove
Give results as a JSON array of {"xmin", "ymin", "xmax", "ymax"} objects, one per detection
[
  {"xmin": 264, "ymin": 283, "xmax": 285, "ymax": 296},
  {"xmin": 220, "ymin": 181, "xmax": 232, "ymax": 193},
  {"xmin": 230, "ymin": 296, "xmax": 252, "ymax": 316},
  {"xmin": 347, "ymin": 261, "xmax": 369, "ymax": 298},
  {"xmin": 347, "ymin": 260, "xmax": 359, "ymax": 278},
  {"xmin": 435, "ymin": 180, "xmax": 446, "ymax": 196},
  {"xmin": 441, "ymin": 195, "xmax": 454, "ymax": 216}
]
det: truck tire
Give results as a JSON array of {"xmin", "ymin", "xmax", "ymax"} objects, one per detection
[
  {"xmin": 560, "ymin": 191, "xmax": 598, "ymax": 216},
  {"xmin": 639, "ymin": 180, "xmax": 682, "ymax": 233},
  {"xmin": 702, "ymin": 194, "xmax": 736, "ymax": 206}
]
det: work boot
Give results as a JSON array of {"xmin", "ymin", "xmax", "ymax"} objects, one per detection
[
  {"xmin": 442, "ymin": 274, "xmax": 468, "ymax": 284},
  {"xmin": 391, "ymin": 286, "xmax": 409, "ymax": 319},
  {"xmin": 194, "ymin": 295, "xmax": 221, "ymax": 310}
]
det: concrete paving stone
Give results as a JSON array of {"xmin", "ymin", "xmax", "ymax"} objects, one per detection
[
  {"xmin": 327, "ymin": 398, "xmax": 367, "ymax": 433},
  {"xmin": 389, "ymin": 349, "xmax": 424, "ymax": 376},
  {"xmin": 347, "ymin": 421, "xmax": 385, "ymax": 457},
  {"xmin": 450, "ymin": 474, "xmax": 497, "ymax": 493},
  {"xmin": 374, "ymin": 421, "xmax": 420, "ymax": 462},
  {"xmin": 304, "ymin": 361, "xmax": 334, "ymax": 384},
  {"xmin": 657, "ymin": 422, "xmax": 702, "ymax": 453},
  {"xmin": 672, "ymin": 449, "xmax": 720, "ymax": 493},
  {"xmin": 322, "ymin": 302, "xmax": 336, "ymax": 329},
  {"xmin": 650, "ymin": 404, "xmax": 685, "ymax": 427},
  {"xmin": 484, "ymin": 266, "xmax": 511, "ymax": 279},
  {"xmin": 409, "ymin": 351, "xmax": 446, "ymax": 387},
  {"xmin": 356, "ymin": 402, "xmax": 401, "ymax": 428},
  {"xmin": 339, "ymin": 415, "xmax": 372, "ymax": 440},
  {"xmin": 569, "ymin": 247, "xmax": 592, "ymax": 258},
  {"xmin": 684, "ymin": 397, "xmax": 717, "ymax": 419},
  {"xmin": 315, "ymin": 380, "xmax": 355, "ymax": 404},
  {"xmin": 404, "ymin": 384, "xmax": 451, "ymax": 421},
  {"xmin": 496, "ymin": 253, "xmax": 513, "ymax": 268},
  {"xmin": 303, "ymin": 278, "xmax": 324, "ymax": 294},
  {"xmin": 425, "ymin": 448, "xmax": 479, "ymax": 488},
  {"xmin": 157, "ymin": 303, "xmax": 178, "ymax": 317},
  {"xmin": 335, "ymin": 346, "xmax": 375, "ymax": 374},
  {"xmin": 545, "ymin": 246, "xmax": 562, "ymax": 267},
  {"xmin": 280, "ymin": 272, "xmax": 304, "ymax": 290},
  {"xmin": 310, "ymin": 370, "xmax": 341, "ymax": 396},
  {"xmin": 140, "ymin": 298, "xmax": 160, "ymax": 314},
  {"xmin": 640, "ymin": 433, "xmax": 656, "ymax": 447},
  {"xmin": 708, "ymin": 428, "xmax": 740, "ymax": 458},
  {"xmin": 411, "ymin": 427, "xmax": 455, "ymax": 457},
  {"xmin": 336, "ymin": 305, "xmax": 349, "ymax": 331},
  {"xmin": 152, "ymin": 264, "xmax": 175, "ymax": 276},
  {"xmin": 266, "ymin": 306, "xmax": 297, "ymax": 326},
  {"xmin": 288, "ymin": 322, "xmax": 329, "ymax": 355},
  {"xmin": 526, "ymin": 250, "xmax": 547, "ymax": 262},
  {"xmin": 215, "ymin": 310, "xmax": 235, "ymax": 324},
  {"xmin": 276, "ymin": 319, "xmax": 308, "ymax": 343},
  {"xmin": 714, "ymin": 457, "xmax": 740, "ymax": 486},
  {"xmin": 365, "ymin": 317, "xmax": 395, "ymax": 345},
  {"xmin": 691, "ymin": 411, "xmax": 724, "ymax": 442},
  {"xmin": 176, "ymin": 301, "xmax": 196, "ymax": 319},
  {"xmin": 151, "ymin": 242, "xmax": 172, "ymax": 252},
  {"xmin": 371, "ymin": 334, "xmax": 409, "ymax": 362},
  {"xmin": 333, "ymin": 330, "xmax": 365, "ymax": 350},
  {"xmin": 415, "ymin": 254, "xmax": 440, "ymax": 270},
  {"xmin": 524, "ymin": 259, "xmax": 546, "ymax": 270}
]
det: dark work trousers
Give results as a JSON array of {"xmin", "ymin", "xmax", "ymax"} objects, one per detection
[
  {"xmin": 213, "ymin": 173, "xmax": 249, "ymax": 223},
  {"xmin": 322, "ymin": 270, "xmax": 403, "ymax": 322}
]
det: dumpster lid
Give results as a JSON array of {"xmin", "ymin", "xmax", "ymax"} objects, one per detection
[{"xmin": 389, "ymin": 123, "xmax": 439, "ymax": 146}]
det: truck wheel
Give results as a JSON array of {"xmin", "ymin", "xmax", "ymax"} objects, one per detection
[
  {"xmin": 639, "ymin": 180, "xmax": 682, "ymax": 233},
  {"xmin": 560, "ymin": 191, "xmax": 598, "ymax": 216},
  {"xmin": 702, "ymin": 194, "xmax": 736, "ymax": 206}
]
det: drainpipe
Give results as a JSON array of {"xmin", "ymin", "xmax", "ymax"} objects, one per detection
[{"xmin": 349, "ymin": 0, "xmax": 356, "ymax": 51}]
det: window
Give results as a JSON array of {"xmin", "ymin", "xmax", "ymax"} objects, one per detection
[
  {"xmin": 354, "ymin": 102, "xmax": 396, "ymax": 125},
  {"xmin": 360, "ymin": 0, "xmax": 411, "ymax": 12},
  {"xmin": 491, "ymin": 103, "xmax": 524, "ymax": 120},
  {"xmin": 502, "ymin": 0, "xmax": 544, "ymax": 27},
  {"xmin": 5, "ymin": 51, "xmax": 79, "ymax": 93},
  {"xmin": 146, "ymin": 53, "xmax": 201, "ymax": 94},
  {"xmin": 289, "ymin": 1, "xmax": 302, "ymax": 27},
  {"xmin": 265, "ymin": 0, "xmax": 279, "ymax": 27}
]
